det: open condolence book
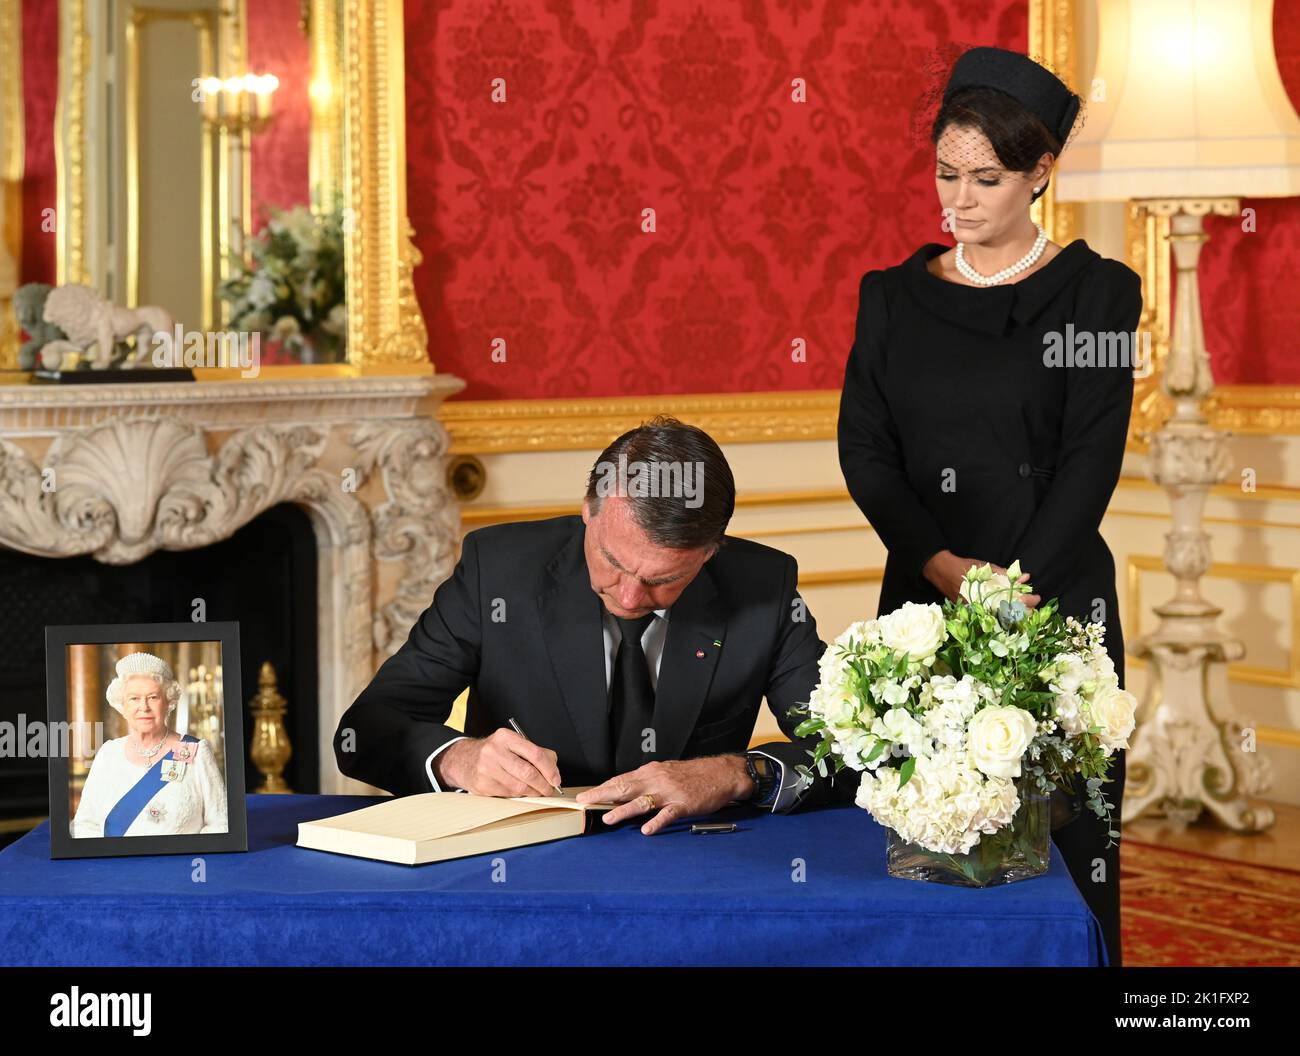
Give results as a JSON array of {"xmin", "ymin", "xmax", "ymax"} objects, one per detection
[{"xmin": 296, "ymin": 787, "xmax": 616, "ymax": 865}]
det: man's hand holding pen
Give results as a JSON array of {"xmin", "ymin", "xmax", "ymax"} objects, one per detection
[
  {"xmin": 432, "ymin": 728, "xmax": 562, "ymax": 798},
  {"xmin": 431, "ymin": 721, "xmax": 756, "ymax": 836}
]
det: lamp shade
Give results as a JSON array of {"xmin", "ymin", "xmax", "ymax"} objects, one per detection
[{"xmin": 1057, "ymin": 0, "xmax": 1300, "ymax": 201}]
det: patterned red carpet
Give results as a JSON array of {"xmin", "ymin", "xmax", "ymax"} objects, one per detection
[{"xmin": 1121, "ymin": 838, "xmax": 1300, "ymax": 966}]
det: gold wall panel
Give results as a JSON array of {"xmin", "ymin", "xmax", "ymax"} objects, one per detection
[
  {"xmin": 443, "ymin": 386, "xmax": 1300, "ymax": 455},
  {"xmin": 0, "ymin": 0, "xmax": 22, "ymax": 369},
  {"xmin": 1125, "ymin": 554, "xmax": 1300, "ymax": 690},
  {"xmin": 443, "ymin": 391, "xmax": 840, "ymax": 455}
]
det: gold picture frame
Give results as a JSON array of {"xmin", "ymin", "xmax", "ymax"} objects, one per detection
[
  {"xmin": 0, "ymin": 0, "xmax": 22, "ymax": 369},
  {"xmin": 50, "ymin": 0, "xmax": 428, "ymax": 376}
]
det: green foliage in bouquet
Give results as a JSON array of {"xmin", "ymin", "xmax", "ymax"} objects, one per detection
[{"xmin": 218, "ymin": 204, "xmax": 348, "ymax": 363}]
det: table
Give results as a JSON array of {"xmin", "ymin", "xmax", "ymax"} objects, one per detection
[{"xmin": 0, "ymin": 794, "xmax": 1108, "ymax": 966}]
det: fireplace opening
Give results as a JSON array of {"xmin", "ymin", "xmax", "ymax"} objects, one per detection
[{"xmin": 0, "ymin": 502, "xmax": 319, "ymax": 845}]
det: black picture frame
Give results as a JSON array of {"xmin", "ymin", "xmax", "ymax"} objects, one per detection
[{"xmin": 45, "ymin": 622, "xmax": 248, "ymax": 860}]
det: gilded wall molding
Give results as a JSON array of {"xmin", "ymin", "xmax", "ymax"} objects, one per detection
[
  {"xmin": 1203, "ymin": 386, "xmax": 1300, "ymax": 435},
  {"xmin": 1028, "ymin": 0, "xmax": 1082, "ymax": 246},
  {"xmin": 442, "ymin": 386, "xmax": 1300, "ymax": 454},
  {"xmin": 55, "ymin": 0, "xmax": 90, "ymax": 286},
  {"xmin": 343, "ymin": 0, "xmax": 428, "ymax": 367},
  {"xmin": 442, "ymin": 390, "xmax": 840, "ymax": 454},
  {"xmin": 457, "ymin": 477, "xmax": 1300, "ymax": 533},
  {"xmin": 1125, "ymin": 554, "xmax": 1300, "ymax": 694},
  {"xmin": 0, "ymin": 0, "xmax": 20, "ymax": 185},
  {"xmin": 0, "ymin": 0, "xmax": 22, "ymax": 369}
]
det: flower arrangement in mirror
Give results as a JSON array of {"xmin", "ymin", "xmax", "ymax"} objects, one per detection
[{"xmin": 219, "ymin": 204, "xmax": 348, "ymax": 365}]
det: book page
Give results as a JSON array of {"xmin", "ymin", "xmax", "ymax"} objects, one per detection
[
  {"xmin": 306, "ymin": 793, "xmax": 563, "ymax": 842},
  {"xmin": 513, "ymin": 785, "xmax": 617, "ymax": 810}
]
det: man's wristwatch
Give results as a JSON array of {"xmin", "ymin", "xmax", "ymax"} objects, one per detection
[{"xmin": 744, "ymin": 752, "xmax": 779, "ymax": 807}]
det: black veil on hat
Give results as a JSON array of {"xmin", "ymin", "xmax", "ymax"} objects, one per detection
[{"xmin": 908, "ymin": 43, "xmax": 1088, "ymax": 201}]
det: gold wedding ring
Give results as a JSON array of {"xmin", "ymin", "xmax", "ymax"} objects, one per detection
[{"xmin": 642, "ymin": 793, "xmax": 656, "ymax": 811}]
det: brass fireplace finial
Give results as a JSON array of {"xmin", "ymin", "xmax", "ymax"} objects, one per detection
[{"xmin": 249, "ymin": 661, "xmax": 293, "ymax": 794}]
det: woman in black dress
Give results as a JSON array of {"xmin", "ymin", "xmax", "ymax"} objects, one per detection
[{"xmin": 837, "ymin": 47, "xmax": 1142, "ymax": 967}]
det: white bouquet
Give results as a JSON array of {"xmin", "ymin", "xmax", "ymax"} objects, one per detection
[{"xmin": 793, "ymin": 561, "xmax": 1136, "ymax": 882}]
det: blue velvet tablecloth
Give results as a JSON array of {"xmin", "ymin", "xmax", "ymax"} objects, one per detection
[{"xmin": 0, "ymin": 794, "xmax": 1107, "ymax": 966}]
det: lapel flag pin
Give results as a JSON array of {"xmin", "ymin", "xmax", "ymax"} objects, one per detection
[
  {"xmin": 695, "ymin": 649, "xmax": 705, "ymax": 658},
  {"xmin": 713, "ymin": 639, "xmax": 722, "ymax": 647}
]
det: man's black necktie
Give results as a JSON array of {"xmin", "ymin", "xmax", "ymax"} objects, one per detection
[{"xmin": 610, "ymin": 613, "xmax": 657, "ymax": 774}]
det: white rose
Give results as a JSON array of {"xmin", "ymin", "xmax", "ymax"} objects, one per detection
[
  {"xmin": 967, "ymin": 705, "xmax": 1037, "ymax": 779},
  {"xmin": 877, "ymin": 602, "xmax": 946, "ymax": 664},
  {"xmin": 959, "ymin": 570, "xmax": 1014, "ymax": 611},
  {"xmin": 1088, "ymin": 685, "xmax": 1137, "ymax": 754}
]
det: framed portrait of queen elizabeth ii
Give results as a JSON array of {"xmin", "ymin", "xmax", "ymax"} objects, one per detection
[{"xmin": 45, "ymin": 623, "xmax": 248, "ymax": 860}]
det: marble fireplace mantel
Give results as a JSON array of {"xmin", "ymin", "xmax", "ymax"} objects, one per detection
[{"xmin": 0, "ymin": 373, "xmax": 466, "ymax": 794}]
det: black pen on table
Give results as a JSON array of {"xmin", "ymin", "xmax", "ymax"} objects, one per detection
[{"xmin": 507, "ymin": 717, "xmax": 563, "ymax": 797}]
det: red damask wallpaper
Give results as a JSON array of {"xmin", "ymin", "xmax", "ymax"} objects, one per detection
[
  {"xmin": 18, "ymin": 0, "xmax": 56, "ymax": 287},
  {"xmin": 405, "ymin": 0, "xmax": 1029, "ymax": 397},
  {"xmin": 404, "ymin": 0, "xmax": 1300, "ymax": 398},
  {"xmin": 248, "ymin": 0, "xmax": 313, "ymax": 232}
]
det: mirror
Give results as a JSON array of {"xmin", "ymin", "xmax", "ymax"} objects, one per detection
[{"xmin": 1, "ymin": 0, "xmax": 352, "ymax": 370}]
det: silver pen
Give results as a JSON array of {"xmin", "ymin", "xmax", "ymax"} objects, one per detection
[{"xmin": 508, "ymin": 717, "xmax": 563, "ymax": 796}]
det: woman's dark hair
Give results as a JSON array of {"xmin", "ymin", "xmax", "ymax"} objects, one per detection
[
  {"xmin": 931, "ymin": 86, "xmax": 1063, "ymax": 203},
  {"xmin": 585, "ymin": 415, "xmax": 734, "ymax": 550}
]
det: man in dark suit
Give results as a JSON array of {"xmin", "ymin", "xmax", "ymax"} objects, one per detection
[{"xmin": 334, "ymin": 415, "xmax": 850, "ymax": 834}]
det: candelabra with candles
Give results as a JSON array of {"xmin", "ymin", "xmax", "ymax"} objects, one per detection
[
  {"xmin": 186, "ymin": 663, "xmax": 226, "ymax": 774},
  {"xmin": 199, "ymin": 72, "xmax": 278, "ymax": 300},
  {"xmin": 198, "ymin": 73, "xmax": 280, "ymax": 133}
]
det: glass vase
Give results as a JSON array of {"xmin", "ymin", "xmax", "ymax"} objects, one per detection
[{"xmin": 885, "ymin": 773, "xmax": 1050, "ymax": 887}]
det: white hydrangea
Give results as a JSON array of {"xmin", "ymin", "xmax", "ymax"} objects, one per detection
[{"xmin": 856, "ymin": 750, "xmax": 1021, "ymax": 855}]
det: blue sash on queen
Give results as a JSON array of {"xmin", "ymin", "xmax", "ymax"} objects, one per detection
[{"xmin": 104, "ymin": 734, "xmax": 201, "ymax": 837}]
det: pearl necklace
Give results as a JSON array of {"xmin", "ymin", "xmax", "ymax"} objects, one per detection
[{"xmin": 955, "ymin": 223, "xmax": 1048, "ymax": 286}]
